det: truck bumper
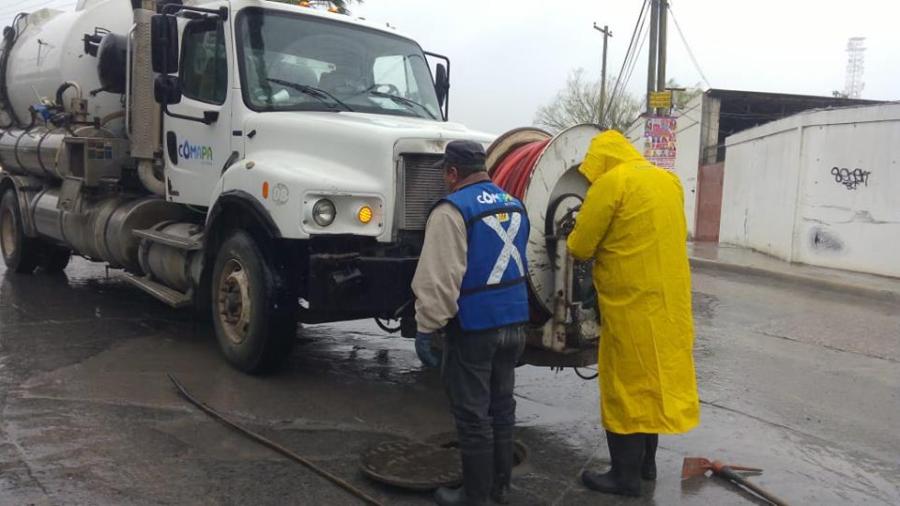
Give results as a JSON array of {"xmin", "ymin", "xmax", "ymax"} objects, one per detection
[{"xmin": 303, "ymin": 253, "xmax": 418, "ymax": 323}]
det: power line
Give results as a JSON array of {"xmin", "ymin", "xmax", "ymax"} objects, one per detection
[
  {"xmin": 603, "ymin": 0, "xmax": 650, "ymax": 125},
  {"xmin": 605, "ymin": 0, "xmax": 648, "ymax": 113},
  {"xmin": 605, "ymin": 8, "xmax": 649, "ymax": 127},
  {"xmin": 617, "ymin": 16, "xmax": 650, "ymax": 105},
  {"xmin": 667, "ymin": 2, "xmax": 712, "ymax": 89}
]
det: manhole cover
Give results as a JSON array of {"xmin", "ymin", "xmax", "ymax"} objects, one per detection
[
  {"xmin": 424, "ymin": 432, "xmax": 530, "ymax": 467},
  {"xmin": 360, "ymin": 440, "xmax": 461, "ymax": 491},
  {"xmin": 361, "ymin": 435, "xmax": 531, "ymax": 491}
]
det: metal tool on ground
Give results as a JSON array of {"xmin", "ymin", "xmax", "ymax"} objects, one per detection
[
  {"xmin": 682, "ymin": 457, "xmax": 789, "ymax": 506},
  {"xmin": 167, "ymin": 374, "xmax": 385, "ymax": 506}
]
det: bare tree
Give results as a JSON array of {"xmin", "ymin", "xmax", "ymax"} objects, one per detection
[
  {"xmin": 534, "ymin": 69, "xmax": 642, "ymax": 133},
  {"xmin": 666, "ymin": 79, "xmax": 704, "ymax": 110}
]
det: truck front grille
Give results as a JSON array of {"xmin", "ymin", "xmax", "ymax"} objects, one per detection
[{"xmin": 399, "ymin": 154, "xmax": 446, "ymax": 230}]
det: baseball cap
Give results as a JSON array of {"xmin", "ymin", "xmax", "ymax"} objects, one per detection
[{"xmin": 432, "ymin": 140, "xmax": 487, "ymax": 171}]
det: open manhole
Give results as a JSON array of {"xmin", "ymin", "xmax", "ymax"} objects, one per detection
[{"xmin": 360, "ymin": 433, "xmax": 529, "ymax": 491}]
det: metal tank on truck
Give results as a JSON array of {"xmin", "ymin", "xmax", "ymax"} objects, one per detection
[{"xmin": 0, "ymin": 0, "xmax": 599, "ymax": 374}]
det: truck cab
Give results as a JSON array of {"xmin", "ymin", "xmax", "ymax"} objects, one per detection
[{"xmin": 151, "ymin": 0, "xmax": 491, "ymax": 370}]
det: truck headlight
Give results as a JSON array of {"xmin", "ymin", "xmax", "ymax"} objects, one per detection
[{"xmin": 312, "ymin": 199, "xmax": 336, "ymax": 226}]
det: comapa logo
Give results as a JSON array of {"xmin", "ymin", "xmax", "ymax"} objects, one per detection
[
  {"xmin": 178, "ymin": 140, "xmax": 214, "ymax": 163},
  {"xmin": 476, "ymin": 190, "xmax": 513, "ymax": 205}
]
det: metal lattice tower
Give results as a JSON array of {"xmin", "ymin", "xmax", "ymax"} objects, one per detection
[{"xmin": 843, "ymin": 37, "xmax": 866, "ymax": 99}]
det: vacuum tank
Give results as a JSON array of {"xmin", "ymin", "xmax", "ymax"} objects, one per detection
[{"xmin": 0, "ymin": 0, "xmax": 131, "ymax": 127}]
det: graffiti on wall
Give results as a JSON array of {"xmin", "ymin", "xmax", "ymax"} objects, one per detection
[
  {"xmin": 831, "ymin": 167, "xmax": 871, "ymax": 190},
  {"xmin": 810, "ymin": 226, "xmax": 844, "ymax": 253}
]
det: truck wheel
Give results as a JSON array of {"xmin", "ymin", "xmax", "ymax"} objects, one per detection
[
  {"xmin": 211, "ymin": 230, "xmax": 297, "ymax": 374},
  {"xmin": 39, "ymin": 245, "xmax": 71, "ymax": 273},
  {"xmin": 0, "ymin": 189, "xmax": 40, "ymax": 274}
]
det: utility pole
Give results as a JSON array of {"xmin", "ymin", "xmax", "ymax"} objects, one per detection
[
  {"xmin": 657, "ymin": 0, "xmax": 668, "ymax": 114},
  {"xmin": 593, "ymin": 23, "xmax": 613, "ymax": 122},
  {"xmin": 646, "ymin": 0, "xmax": 659, "ymax": 114}
]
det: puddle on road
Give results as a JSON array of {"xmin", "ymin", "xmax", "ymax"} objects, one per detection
[
  {"xmin": 692, "ymin": 291, "xmax": 720, "ymax": 322},
  {"xmin": 1, "ymin": 259, "xmax": 899, "ymax": 504}
]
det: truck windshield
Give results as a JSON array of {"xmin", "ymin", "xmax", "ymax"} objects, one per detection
[{"xmin": 237, "ymin": 8, "xmax": 442, "ymax": 120}]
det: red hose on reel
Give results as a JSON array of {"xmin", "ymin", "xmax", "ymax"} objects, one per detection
[
  {"xmin": 491, "ymin": 139, "xmax": 550, "ymax": 199},
  {"xmin": 489, "ymin": 138, "xmax": 553, "ymax": 323}
]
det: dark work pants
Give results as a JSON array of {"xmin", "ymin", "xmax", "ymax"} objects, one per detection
[{"xmin": 442, "ymin": 325, "xmax": 526, "ymax": 459}]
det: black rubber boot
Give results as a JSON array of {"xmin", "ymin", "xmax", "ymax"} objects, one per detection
[
  {"xmin": 642, "ymin": 434, "xmax": 658, "ymax": 481},
  {"xmin": 581, "ymin": 431, "xmax": 644, "ymax": 497},
  {"xmin": 490, "ymin": 428, "xmax": 514, "ymax": 504},
  {"xmin": 435, "ymin": 450, "xmax": 492, "ymax": 506}
]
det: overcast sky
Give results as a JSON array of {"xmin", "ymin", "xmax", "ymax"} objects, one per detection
[{"xmin": 3, "ymin": 0, "xmax": 898, "ymax": 134}]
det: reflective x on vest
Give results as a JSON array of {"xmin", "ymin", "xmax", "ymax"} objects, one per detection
[{"xmin": 481, "ymin": 212, "xmax": 525, "ymax": 284}]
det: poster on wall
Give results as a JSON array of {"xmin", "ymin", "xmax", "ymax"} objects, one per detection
[{"xmin": 643, "ymin": 116, "xmax": 677, "ymax": 170}]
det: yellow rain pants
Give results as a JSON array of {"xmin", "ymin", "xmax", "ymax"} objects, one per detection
[{"xmin": 567, "ymin": 130, "xmax": 699, "ymax": 435}]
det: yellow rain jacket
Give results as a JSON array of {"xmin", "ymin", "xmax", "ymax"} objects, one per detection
[{"xmin": 567, "ymin": 130, "xmax": 699, "ymax": 435}]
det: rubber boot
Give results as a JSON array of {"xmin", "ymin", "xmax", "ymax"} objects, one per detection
[
  {"xmin": 642, "ymin": 434, "xmax": 658, "ymax": 481},
  {"xmin": 490, "ymin": 428, "xmax": 514, "ymax": 504},
  {"xmin": 581, "ymin": 431, "xmax": 644, "ymax": 497},
  {"xmin": 435, "ymin": 450, "xmax": 492, "ymax": 506}
]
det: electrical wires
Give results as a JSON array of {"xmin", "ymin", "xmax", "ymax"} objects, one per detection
[
  {"xmin": 667, "ymin": 2, "xmax": 712, "ymax": 89},
  {"xmin": 602, "ymin": 0, "xmax": 651, "ymax": 127}
]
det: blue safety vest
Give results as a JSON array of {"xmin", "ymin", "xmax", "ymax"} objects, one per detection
[{"xmin": 441, "ymin": 181, "xmax": 530, "ymax": 332}]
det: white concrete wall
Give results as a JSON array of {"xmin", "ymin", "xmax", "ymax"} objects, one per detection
[
  {"xmin": 721, "ymin": 104, "xmax": 900, "ymax": 278},
  {"xmin": 626, "ymin": 94, "xmax": 703, "ymax": 238},
  {"xmin": 719, "ymin": 127, "xmax": 802, "ymax": 259}
]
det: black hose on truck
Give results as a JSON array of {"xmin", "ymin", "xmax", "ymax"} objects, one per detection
[{"xmin": 0, "ymin": 13, "xmax": 28, "ymax": 128}]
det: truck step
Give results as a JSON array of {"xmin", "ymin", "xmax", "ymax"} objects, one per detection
[
  {"xmin": 133, "ymin": 227, "xmax": 203, "ymax": 250},
  {"xmin": 122, "ymin": 273, "xmax": 192, "ymax": 308}
]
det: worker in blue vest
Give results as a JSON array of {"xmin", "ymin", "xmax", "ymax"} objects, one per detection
[{"xmin": 412, "ymin": 140, "xmax": 530, "ymax": 506}]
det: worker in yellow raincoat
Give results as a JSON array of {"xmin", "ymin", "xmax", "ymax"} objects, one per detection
[{"xmin": 567, "ymin": 130, "xmax": 700, "ymax": 497}]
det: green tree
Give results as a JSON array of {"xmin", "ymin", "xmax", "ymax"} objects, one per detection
[{"xmin": 534, "ymin": 69, "xmax": 642, "ymax": 134}]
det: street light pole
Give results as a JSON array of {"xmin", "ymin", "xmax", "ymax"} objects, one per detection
[{"xmin": 593, "ymin": 23, "xmax": 613, "ymax": 124}]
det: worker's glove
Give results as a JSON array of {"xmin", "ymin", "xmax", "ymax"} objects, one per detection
[{"xmin": 415, "ymin": 332, "xmax": 440, "ymax": 368}]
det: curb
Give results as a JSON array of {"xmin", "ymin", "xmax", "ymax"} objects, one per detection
[{"xmin": 689, "ymin": 257, "xmax": 900, "ymax": 304}]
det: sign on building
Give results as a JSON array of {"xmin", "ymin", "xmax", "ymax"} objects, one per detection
[
  {"xmin": 644, "ymin": 116, "xmax": 677, "ymax": 170},
  {"xmin": 648, "ymin": 91, "xmax": 673, "ymax": 109}
]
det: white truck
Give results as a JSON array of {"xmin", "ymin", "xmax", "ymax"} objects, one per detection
[{"xmin": 0, "ymin": 0, "xmax": 597, "ymax": 373}]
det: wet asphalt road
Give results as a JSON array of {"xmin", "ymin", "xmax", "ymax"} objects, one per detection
[{"xmin": 0, "ymin": 258, "xmax": 898, "ymax": 506}]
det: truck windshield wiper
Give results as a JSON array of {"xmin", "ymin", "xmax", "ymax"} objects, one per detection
[
  {"xmin": 266, "ymin": 78, "xmax": 355, "ymax": 112},
  {"xmin": 368, "ymin": 91, "xmax": 437, "ymax": 120}
]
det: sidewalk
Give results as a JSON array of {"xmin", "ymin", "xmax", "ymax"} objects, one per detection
[{"xmin": 688, "ymin": 242, "xmax": 900, "ymax": 303}]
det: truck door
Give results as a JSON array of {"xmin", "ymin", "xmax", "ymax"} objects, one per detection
[{"xmin": 163, "ymin": 14, "xmax": 233, "ymax": 206}]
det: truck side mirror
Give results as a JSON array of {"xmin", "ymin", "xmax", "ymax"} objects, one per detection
[
  {"xmin": 154, "ymin": 75, "xmax": 182, "ymax": 105},
  {"xmin": 434, "ymin": 63, "xmax": 449, "ymax": 109},
  {"xmin": 151, "ymin": 14, "xmax": 179, "ymax": 74}
]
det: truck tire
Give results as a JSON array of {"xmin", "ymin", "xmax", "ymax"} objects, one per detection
[
  {"xmin": 39, "ymin": 245, "xmax": 72, "ymax": 273},
  {"xmin": 0, "ymin": 189, "xmax": 40, "ymax": 274},
  {"xmin": 211, "ymin": 230, "xmax": 297, "ymax": 374}
]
